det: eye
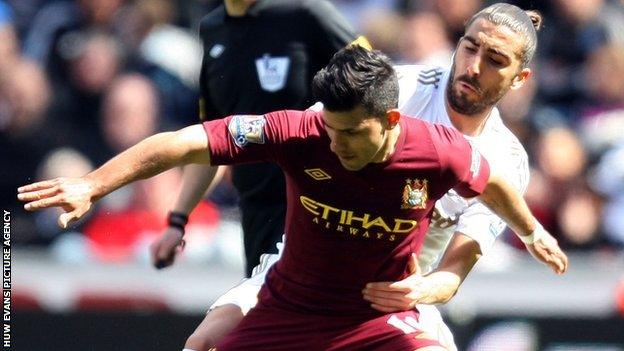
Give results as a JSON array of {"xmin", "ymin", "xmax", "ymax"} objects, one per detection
[
  {"xmin": 465, "ymin": 45, "xmax": 477, "ymax": 53},
  {"xmin": 489, "ymin": 57, "xmax": 503, "ymax": 66}
]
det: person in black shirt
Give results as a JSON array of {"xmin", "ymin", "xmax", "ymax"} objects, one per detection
[
  {"xmin": 148, "ymin": 2, "xmax": 360, "ymax": 348},
  {"xmin": 150, "ymin": 1, "xmax": 358, "ymax": 274}
]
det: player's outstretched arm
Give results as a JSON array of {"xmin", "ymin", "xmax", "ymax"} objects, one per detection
[
  {"xmin": 478, "ymin": 174, "xmax": 568, "ymax": 274},
  {"xmin": 17, "ymin": 125, "xmax": 212, "ymax": 229},
  {"xmin": 363, "ymin": 233, "xmax": 480, "ymax": 312},
  {"xmin": 151, "ymin": 164, "xmax": 225, "ymax": 269}
]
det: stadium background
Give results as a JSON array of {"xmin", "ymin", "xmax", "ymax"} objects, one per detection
[{"xmin": 2, "ymin": 0, "xmax": 623, "ymax": 349}]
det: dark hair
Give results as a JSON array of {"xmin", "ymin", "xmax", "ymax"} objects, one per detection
[
  {"xmin": 465, "ymin": 3, "xmax": 542, "ymax": 67},
  {"xmin": 312, "ymin": 45, "xmax": 398, "ymax": 117}
]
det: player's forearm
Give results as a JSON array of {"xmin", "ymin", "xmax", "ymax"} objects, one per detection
[
  {"xmin": 171, "ymin": 164, "xmax": 224, "ymax": 214},
  {"xmin": 86, "ymin": 125, "xmax": 210, "ymax": 201},
  {"xmin": 478, "ymin": 174, "xmax": 537, "ymax": 239},
  {"xmin": 420, "ymin": 233, "xmax": 481, "ymax": 304},
  {"xmin": 416, "ymin": 271, "xmax": 462, "ymax": 304}
]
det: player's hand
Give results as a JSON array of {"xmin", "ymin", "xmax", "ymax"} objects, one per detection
[
  {"xmin": 363, "ymin": 253, "xmax": 428, "ymax": 313},
  {"xmin": 17, "ymin": 177, "xmax": 96, "ymax": 229},
  {"xmin": 525, "ymin": 231, "xmax": 568, "ymax": 274},
  {"xmin": 150, "ymin": 227, "xmax": 185, "ymax": 269}
]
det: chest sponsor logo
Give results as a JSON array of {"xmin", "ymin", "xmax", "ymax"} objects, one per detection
[
  {"xmin": 300, "ymin": 195, "xmax": 418, "ymax": 242},
  {"xmin": 304, "ymin": 168, "xmax": 332, "ymax": 180},
  {"xmin": 209, "ymin": 44, "xmax": 225, "ymax": 58},
  {"xmin": 255, "ymin": 54, "xmax": 290, "ymax": 92},
  {"xmin": 228, "ymin": 115, "xmax": 266, "ymax": 147},
  {"xmin": 401, "ymin": 179, "xmax": 428, "ymax": 209}
]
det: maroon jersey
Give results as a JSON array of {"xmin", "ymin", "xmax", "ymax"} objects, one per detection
[{"xmin": 204, "ymin": 109, "xmax": 489, "ymax": 316}]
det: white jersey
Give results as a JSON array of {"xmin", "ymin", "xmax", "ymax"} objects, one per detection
[
  {"xmin": 210, "ymin": 65, "xmax": 530, "ymax": 350},
  {"xmin": 396, "ymin": 65, "xmax": 530, "ymax": 272}
]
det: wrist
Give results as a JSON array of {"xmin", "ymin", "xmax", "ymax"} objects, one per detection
[
  {"xmin": 82, "ymin": 173, "xmax": 103, "ymax": 201},
  {"xmin": 167, "ymin": 211, "xmax": 189, "ymax": 234},
  {"xmin": 518, "ymin": 221, "xmax": 545, "ymax": 245}
]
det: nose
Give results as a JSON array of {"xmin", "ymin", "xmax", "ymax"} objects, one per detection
[
  {"xmin": 330, "ymin": 133, "xmax": 348, "ymax": 154},
  {"xmin": 466, "ymin": 54, "xmax": 481, "ymax": 77}
]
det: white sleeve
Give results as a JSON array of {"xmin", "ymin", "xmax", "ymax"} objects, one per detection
[
  {"xmin": 307, "ymin": 101, "xmax": 324, "ymax": 112},
  {"xmin": 454, "ymin": 202, "xmax": 506, "ymax": 254},
  {"xmin": 457, "ymin": 146, "xmax": 529, "ymax": 254},
  {"xmin": 209, "ymin": 237, "xmax": 285, "ymax": 314},
  {"xmin": 395, "ymin": 64, "xmax": 426, "ymax": 109}
]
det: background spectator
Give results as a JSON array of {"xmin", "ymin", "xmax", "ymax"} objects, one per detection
[{"xmin": 3, "ymin": 0, "xmax": 622, "ymax": 262}]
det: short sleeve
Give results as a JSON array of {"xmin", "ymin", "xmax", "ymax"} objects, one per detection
[
  {"xmin": 431, "ymin": 125, "xmax": 490, "ymax": 198},
  {"xmin": 456, "ymin": 142, "xmax": 530, "ymax": 254},
  {"xmin": 203, "ymin": 110, "xmax": 308, "ymax": 165},
  {"xmin": 396, "ymin": 65, "xmax": 427, "ymax": 109},
  {"xmin": 455, "ymin": 202, "xmax": 506, "ymax": 254}
]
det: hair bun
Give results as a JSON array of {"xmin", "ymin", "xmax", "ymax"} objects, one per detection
[{"xmin": 526, "ymin": 10, "xmax": 542, "ymax": 31}]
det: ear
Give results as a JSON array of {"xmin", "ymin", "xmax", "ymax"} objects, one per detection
[
  {"xmin": 386, "ymin": 109, "xmax": 401, "ymax": 128},
  {"xmin": 511, "ymin": 68, "xmax": 531, "ymax": 90}
]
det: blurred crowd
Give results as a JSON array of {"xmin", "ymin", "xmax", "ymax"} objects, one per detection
[{"xmin": 2, "ymin": 0, "xmax": 623, "ymax": 264}]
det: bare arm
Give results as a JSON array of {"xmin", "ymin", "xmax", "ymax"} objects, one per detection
[
  {"xmin": 86, "ymin": 125, "xmax": 212, "ymax": 200},
  {"xmin": 171, "ymin": 164, "xmax": 225, "ymax": 214},
  {"xmin": 17, "ymin": 125, "xmax": 215, "ymax": 228},
  {"xmin": 479, "ymin": 174, "xmax": 568, "ymax": 274},
  {"xmin": 363, "ymin": 232, "xmax": 480, "ymax": 311},
  {"xmin": 416, "ymin": 233, "xmax": 481, "ymax": 304},
  {"xmin": 478, "ymin": 174, "xmax": 536, "ymax": 238},
  {"xmin": 150, "ymin": 164, "xmax": 226, "ymax": 269}
]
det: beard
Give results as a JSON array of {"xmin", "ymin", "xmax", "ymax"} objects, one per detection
[{"xmin": 445, "ymin": 65, "xmax": 509, "ymax": 116}]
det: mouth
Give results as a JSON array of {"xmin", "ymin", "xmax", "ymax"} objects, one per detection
[
  {"xmin": 338, "ymin": 154, "xmax": 356, "ymax": 161},
  {"xmin": 458, "ymin": 81, "xmax": 479, "ymax": 94}
]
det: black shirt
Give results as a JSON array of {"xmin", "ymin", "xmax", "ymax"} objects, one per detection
[{"xmin": 198, "ymin": 0, "xmax": 356, "ymax": 204}]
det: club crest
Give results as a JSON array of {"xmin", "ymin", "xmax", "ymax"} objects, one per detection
[{"xmin": 401, "ymin": 179, "xmax": 428, "ymax": 209}]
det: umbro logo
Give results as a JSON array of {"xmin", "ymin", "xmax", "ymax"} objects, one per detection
[{"xmin": 304, "ymin": 168, "xmax": 332, "ymax": 180}]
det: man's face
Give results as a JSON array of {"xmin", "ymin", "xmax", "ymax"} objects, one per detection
[
  {"xmin": 323, "ymin": 105, "xmax": 389, "ymax": 171},
  {"xmin": 447, "ymin": 18, "xmax": 528, "ymax": 115}
]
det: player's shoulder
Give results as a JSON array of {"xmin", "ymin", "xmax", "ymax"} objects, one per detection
[
  {"xmin": 299, "ymin": 0, "xmax": 338, "ymax": 15},
  {"xmin": 269, "ymin": 109, "xmax": 324, "ymax": 136},
  {"xmin": 419, "ymin": 118, "xmax": 464, "ymax": 144},
  {"xmin": 395, "ymin": 64, "xmax": 446, "ymax": 78},
  {"xmin": 265, "ymin": 0, "xmax": 342, "ymax": 24},
  {"xmin": 395, "ymin": 64, "xmax": 447, "ymax": 89},
  {"xmin": 199, "ymin": 5, "xmax": 226, "ymax": 33},
  {"xmin": 483, "ymin": 109, "xmax": 528, "ymax": 159},
  {"xmin": 396, "ymin": 64, "xmax": 448, "ymax": 109},
  {"xmin": 403, "ymin": 116, "xmax": 465, "ymax": 156},
  {"xmin": 299, "ymin": 109, "xmax": 325, "ymax": 134},
  {"xmin": 253, "ymin": 0, "xmax": 317, "ymax": 16}
]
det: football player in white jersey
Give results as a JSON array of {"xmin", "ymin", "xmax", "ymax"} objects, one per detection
[{"xmin": 151, "ymin": 3, "xmax": 568, "ymax": 351}]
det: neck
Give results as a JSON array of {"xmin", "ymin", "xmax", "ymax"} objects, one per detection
[
  {"xmin": 224, "ymin": 0, "xmax": 253, "ymax": 17},
  {"xmin": 374, "ymin": 124, "xmax": 402, "ymax": 163},
  {"xmin": 445, "ymin": 99, "xmax": 493, "ymax": 137}
]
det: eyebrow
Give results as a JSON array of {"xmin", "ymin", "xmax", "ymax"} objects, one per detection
[
  {"xmin": 463, "ymin": 35, "xmax": 512, "ymax": 62},
  {"xmin": 322, "ymin": 118, "xmax": 359, "ymax": 133}
]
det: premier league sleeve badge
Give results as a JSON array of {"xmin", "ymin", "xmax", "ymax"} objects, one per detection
[{"xmin": 228, "ymin": 115, "xmax": 267, "ymax": 147}]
